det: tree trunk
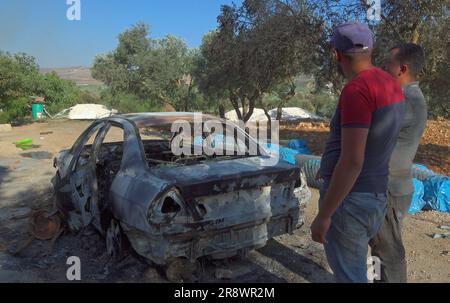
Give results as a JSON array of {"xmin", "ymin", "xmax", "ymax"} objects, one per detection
[
  {"xmin": 218, "ymin": 104, "xmax": 225, "ymax": 119},
  {"xmin": 243, "ymin": 94, "xmax": 258, "ymax": 123},
  {"xmin": 276, "ymin": 106, "xmax": 283, "ymax": 120},
  {"xmin": 184, "ymin": 78, "xmax": 193, "ymax": 112},
  {"xmin": 229, "ymin": 92, "xmax": 243, "ymax": 121},
  {"xmin": 412, "ymin": 28, "xmax": 420, "ymax": 44},
  {"xmin": 263, "ymin": 108, "xmax": 272, "ymax": 135}
]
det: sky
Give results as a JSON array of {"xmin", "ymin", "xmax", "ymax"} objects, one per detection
[{"xmin": 0, "ymin": 0, "xmax": 241, "ymax": 68}]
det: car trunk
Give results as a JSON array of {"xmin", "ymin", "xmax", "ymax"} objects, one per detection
[{"xmin": 149, "ymin": 156, "xmax": 300, "ymax": 198}]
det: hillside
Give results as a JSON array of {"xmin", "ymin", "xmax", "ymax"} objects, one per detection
[{"xmin": 39, "ymin": 66, "xmax": 103, "ymax": 86}]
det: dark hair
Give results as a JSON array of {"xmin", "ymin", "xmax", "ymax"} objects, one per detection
[{"xmin": 391, "ymin": 43, "xmax": 425, "ymax": 75}]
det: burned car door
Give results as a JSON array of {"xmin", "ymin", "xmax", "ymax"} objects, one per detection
[
  {"xmin": 90, "ymin": 122, "xmax": 126, "ymax": 231},
  {"xmin": 60, "ymin": 122, "xmax": 106, "ymax": 231}
]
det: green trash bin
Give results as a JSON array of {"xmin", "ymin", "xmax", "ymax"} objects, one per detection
[{"xmin": 32, "ymin": 103, "xmax": 44, "ymax": 121}]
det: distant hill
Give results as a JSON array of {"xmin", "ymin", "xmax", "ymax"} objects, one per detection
[{"xmin": 40, "ymin": 67, "xmax": 103, "ymax": 86}]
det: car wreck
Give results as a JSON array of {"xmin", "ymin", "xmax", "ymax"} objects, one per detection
[{"xmin": 52, "ymin": 113, "xmax": 311, "ymax": 276}]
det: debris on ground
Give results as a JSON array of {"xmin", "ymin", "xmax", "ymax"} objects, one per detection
[
  {"xmin": 143, "ymin": 267, "xmax": 163, "ymax": 281},
  {"xmin": 215, "ymin": 268, "xmax": 233, "ymax": 280},
  {"xmin": 431, "ymin": 233, "xmax": 450, "ymax": 239},
  {"xmin": 29, "ymin": 210, "xmax": 61, "ymax": 240},
  {"xmin": 14, "ymin": 138, "xmax": 34, "ymax": 150},
  {"xmin": 165, "ymin": 258, "xmax": 198, "ymax": 282},
  {"xmin": 10, "ymin": 210, "xmax": 63, "ymax": 256},
  {"xmin": 54, "ymin": 104, "xmax": 118, "ymax": 120}
]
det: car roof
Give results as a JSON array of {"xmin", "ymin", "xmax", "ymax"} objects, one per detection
[{"xmin": 120, "ymin": 112, "xmax": 223, "ymax": 128}]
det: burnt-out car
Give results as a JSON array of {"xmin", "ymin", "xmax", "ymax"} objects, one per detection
[{"xmin": 52, "ymin": 113, "xmax": 311, "ymax": 269}]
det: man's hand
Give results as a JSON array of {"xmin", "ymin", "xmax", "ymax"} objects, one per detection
[{"xmin": 311, "ymin": 214, "xmax": 331, "ymax": 244}]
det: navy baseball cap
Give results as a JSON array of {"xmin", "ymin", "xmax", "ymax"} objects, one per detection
[{"xmin": 331, "ymin": 22, "xmax": 373, "ymax": 53}]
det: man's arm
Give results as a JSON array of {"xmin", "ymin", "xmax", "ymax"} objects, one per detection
[{"xmin": 311, "ymin": 127, "xmax": 369, "ymax": 244}]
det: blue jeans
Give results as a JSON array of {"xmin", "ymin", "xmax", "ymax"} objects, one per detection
[{"xmin": 320, "ymin": 186, "xmax": 388, "ymax": 283}]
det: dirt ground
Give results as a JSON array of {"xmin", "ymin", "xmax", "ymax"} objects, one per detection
[{"xmin": 0, "ymin": 119, "xmax": 449, "ymax": 283}]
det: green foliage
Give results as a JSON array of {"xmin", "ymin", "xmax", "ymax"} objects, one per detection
[
  {"xmin": 0, "ymin": 96, "xmax": 30, "ymax": 124},
  {"xmin": 32, "ymin": 72, "xmax": 81, "ymax": 114},
  {"xmin": 195, "ymin": 0, "xmax": 323, "ymax": 121},
  {"xmin": 0, "ymin": 52, "xmax": 39, "ymax": 101},
  {"xmin": 77, "ymin": 90, "xmax": 101, "ymax": 104},
  {"xmin": 262, "ymin": 83, "xmax": 337, "ymax": 119},
  {"xmin": 0, "ymin": 112, "xmax": 8, "ymax": 124},
  {"xmin": 309, "ymin": 93, "xmax": 338, "ymax": 118},
  {"xmin": 312, "ymin": 0, "xmax": 449, "ymax": 118},
  {"xmin": 100, "ymin": 90, "xmax": 162, "ymax": 113},
  {"xmin": 79, "ymin": 84, "xmax": 104, "ymax": 95},
  {"xmin": 92, "ymin": 23, "xmax": 199, "ymax": 112},
  {"xmin": 0, "ymin": 51, "xmax": 82, "ymax": 122}
]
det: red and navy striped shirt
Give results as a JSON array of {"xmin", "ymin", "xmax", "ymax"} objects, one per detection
[{"xmin": 320, "ymin": 67, "xmax": 405, "ymax": 193}]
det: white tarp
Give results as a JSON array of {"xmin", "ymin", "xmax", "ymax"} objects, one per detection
[
  {"xmin": 54, "ymin": 104, "xmax": 118, "ymax": 120},
  {"xmin": 225, "ymin": 107, "xmax": 322, "ymax": 122},
  {"xmin": 224, "ymin": 108, "xmax": 269, "ymax": 122},
  {"xmin": 268, "ymin": 107, "xmax": 323, "ymax": 121}
]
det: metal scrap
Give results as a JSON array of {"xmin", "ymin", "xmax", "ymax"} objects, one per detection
[{"xmin": 11, "ymin": 210, "xmax": 63, "ymax": 256}]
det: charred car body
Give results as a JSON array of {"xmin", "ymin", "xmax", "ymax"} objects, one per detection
[{"xmin": 52, "ymin": 113, "xmax": 311, "ymax": 267}]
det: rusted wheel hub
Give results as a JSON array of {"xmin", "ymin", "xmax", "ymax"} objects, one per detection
[{"xmin": 29, "ymin": 210, "xmax": 62, "ymax": 240}]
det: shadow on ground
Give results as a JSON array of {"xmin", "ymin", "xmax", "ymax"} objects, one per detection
[{"xmin": 258, "ymin": 239, "xmax": 334, "ymax": 283}]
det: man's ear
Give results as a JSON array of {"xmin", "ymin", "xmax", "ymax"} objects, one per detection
[
  {"xmin": 334, "ymin": 48, "xmax": 342, "ymax": 62},
  {"xmin": 400, "ymin": 64, "xmax": 407, "ymax": 75}
]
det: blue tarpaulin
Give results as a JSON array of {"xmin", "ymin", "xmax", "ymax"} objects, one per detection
[
  {"xmin": 408, "ymin": 167, "xmax": 450, "ymax": 214},
  {"xmin": 423, "ymin": 175, "xmax": 450, "ymax": 213},
  {"xmin": 408, "ymin": 178, "xmax": 426, "ymax": 215},
  {"xmin": 264, "ymin": 143, "xmax": 298, "ymax": 165},
  {"xmin": 265, "ymin": 139, "xmax": 312, "ymax": 165},
  {"xmin": 287, "ymin": 139, "xmax": 312, "ymax": 155}
]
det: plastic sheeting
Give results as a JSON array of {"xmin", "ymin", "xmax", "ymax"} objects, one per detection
[
  {"xmin": 423, "ymin": 175, "xmax": 450, "ymax": 213},
  {"xmin": 413, "ymin": 164, "xmax": 437, "ymax": 181},
  {"xmin": 289, "ymin": 145, "xmax": 449, "ymax": 214},
  {"xmin": 264, "ymin": 143, "xmax": 298, "ymax": 165},
  {"xmin": 265, "ymin": 139, "xmax": 312, "ymax": 165},
  {"xmin": 287, "ymin": 139, "xmax": 312, "ymax": 155},
  {"xmin": 54, "ymin": 104, "xmax": 118, "ymax": 120},
  {"xmin": 408, "ymin": 178, "xmax": 426, "ymax": 215}
]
